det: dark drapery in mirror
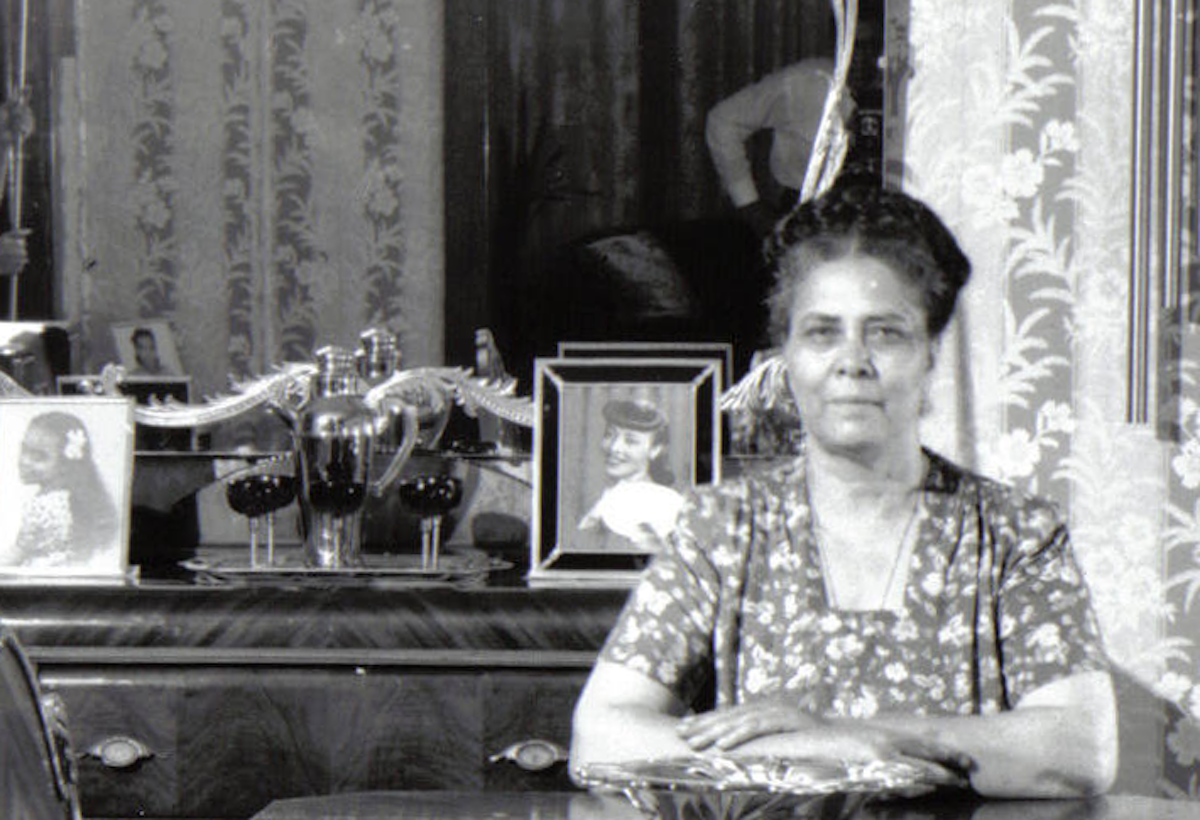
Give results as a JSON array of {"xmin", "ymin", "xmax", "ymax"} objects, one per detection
[
  {"xmin": 444, "ymin": 0, "xmax": 885, "ymax": 384},
  {"xmin": 0, "ymin": 0, "xmax": 74, "ymax": 321}
]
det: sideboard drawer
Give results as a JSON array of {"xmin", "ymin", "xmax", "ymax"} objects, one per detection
[
  {"xmin": 483, "ymin": 672, "xmax": 585, "ymax": 790},
  {"xmin": 43, "ymin": 666, "xmax": 482, "ymax": 818},
  {"xmin": 39, "ymin": 663, "xmax": 587, "ymax": 819}
]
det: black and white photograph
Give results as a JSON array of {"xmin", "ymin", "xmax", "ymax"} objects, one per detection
[
  {"xmin": 2, "ymin": 0, "xmax": 1199, "ymax": 815},
  {"xmin": 110, "ymin": 319, "xmax": 185, "ymax": 378},
  {"xmin": 529, "ymin": 357, "xmax": 720, "ymax": 586},
  {"xmin": 0, "ymin": 397, "xmax": 133, "ymax": 578}
]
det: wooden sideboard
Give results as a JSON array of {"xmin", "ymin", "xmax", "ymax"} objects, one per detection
[{"xmin": 0, "ymin": 579, "xmax": 629, "ymax": 820}]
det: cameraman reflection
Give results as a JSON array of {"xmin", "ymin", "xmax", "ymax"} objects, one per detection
[
  {"xmin": 577, "ymin": 399, "xmax": 685, "ymax": 553},
  {"xmin": 705, "ymin": 57, "xmax": 855, "ymax": 238}
]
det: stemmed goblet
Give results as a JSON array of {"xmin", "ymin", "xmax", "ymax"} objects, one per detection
[
  {"xmin": 398, "ymin": 474, "xmax": 464, "ymax": 570},
  {"xmin": 225, "ymin": 472, "xmax": 297, "ymax": 568}
]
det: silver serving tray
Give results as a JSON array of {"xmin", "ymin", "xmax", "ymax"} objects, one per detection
[{"xmin": 181, "ymin": 546, "xmax": 507, "ymax": 587}]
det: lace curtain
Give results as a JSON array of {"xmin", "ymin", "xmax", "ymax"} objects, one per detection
[{"xmin": 903, "ymin": 0, "xmax": 1200, "ymax": 793}]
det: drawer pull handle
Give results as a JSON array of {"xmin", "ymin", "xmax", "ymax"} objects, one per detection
[
  {"xmin": 489, "ymin": 739, "xmax": 568, "ymax": 772},
  {"xmin": 87, "ymin": 735, "xmax": 153, "ymax": 769}
]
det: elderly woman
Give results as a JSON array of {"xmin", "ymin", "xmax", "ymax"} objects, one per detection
[{"xmin": 570, "ymin": 184, "xmax": 1117, "ymax": 798}]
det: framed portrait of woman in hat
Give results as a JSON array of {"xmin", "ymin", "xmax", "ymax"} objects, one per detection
[{"xmin": 529, "ymin": 357, "xmax": 721, "ymax": 587}]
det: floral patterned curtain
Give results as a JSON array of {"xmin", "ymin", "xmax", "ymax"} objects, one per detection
[
  {"xmin": 59, "ymin": 0, "xmax": 444, "ymax": 400},
  {"xmin": 904, "ymin": 0, "xmax": 1200, "ymax": 794}
]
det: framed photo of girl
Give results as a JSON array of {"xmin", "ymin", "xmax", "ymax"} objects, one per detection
[
  {"xmin": 0, "ymin": 397, "xmax": 134, "ymax": 579},
  {"xmin": 529, "ymin": 357, "xmax": 722, "ymax": 587}
]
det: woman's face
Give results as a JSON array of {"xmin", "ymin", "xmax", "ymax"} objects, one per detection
[
  {"xmin": 601, "ymin": 424, "xmax": 662, "ymax": 483},
  {"xmin": 782, "ymin": 253, "xmax": 935, "ymax": 459},
  {"xmin": 18, "ymin": 426, "xmax": 60, "ymax": 486}
]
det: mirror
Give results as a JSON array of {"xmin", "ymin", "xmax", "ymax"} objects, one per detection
[
  {"xmin": 3, "ymin": 1, "xmax": 886, "ymax": 390},
  {"xmin": 442, "ymin": 0, "xmax": 888, "ymax": 384}
]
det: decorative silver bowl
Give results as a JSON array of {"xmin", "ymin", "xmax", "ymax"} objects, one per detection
[{"xmin": 575, "ymin": 755, "xmax": 966, "ymax": 820}]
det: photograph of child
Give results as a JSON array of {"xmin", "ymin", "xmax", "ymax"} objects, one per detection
[{"xmin": 0, "ymin": 400, "xmax": 132, "ymax": 576}]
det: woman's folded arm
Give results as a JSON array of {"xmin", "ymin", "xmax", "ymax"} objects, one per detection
[{"xmin": 573, "ymin": 662, "xmax": 1117, "ymax": 798}]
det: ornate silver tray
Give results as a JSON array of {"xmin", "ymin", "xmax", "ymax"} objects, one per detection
[
  {"xmin": 576, "ymin": 755, "xmax": 966, "ymax": 820},
  {"xmin": 181, "ymin": 546, "xmax": 507, "ymax": 587}
]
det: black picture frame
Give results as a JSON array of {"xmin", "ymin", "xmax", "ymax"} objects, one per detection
[
  {"xmin": 556, "ymin": 340, "xmax": 735, "ymax": 389},
  {"xmin": 529, "ymin": 357, "xmax": 721, "ymax": 587}
]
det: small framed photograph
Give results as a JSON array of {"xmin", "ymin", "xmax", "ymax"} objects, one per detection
[
  {"xmin": 110, "ymin": 319, "xmax": 185, "ymax": 377},
  {"xmin": 529, "ymin": 357, "xmax": 722, "ymax": 587},
  {"xmin": 557, "ymin": 340, "xmax": 734, "ymax": 388},
  {"xmin": 0, "ymin": 397, "xmax": 135, "ymax": 579},
  {"xmin": 57, "ymin": 375, "xmax": 194, "ymax": 452}
]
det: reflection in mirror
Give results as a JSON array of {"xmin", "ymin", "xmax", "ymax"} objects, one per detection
[
  {"xmin": 0, "ymin": 0, "xmax": 70, "ymax": 321},
  {"xmin": 444, "ymin": 0, "xmax": 886, "ymax": 383}
]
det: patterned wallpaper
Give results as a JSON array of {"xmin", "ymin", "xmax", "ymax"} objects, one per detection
[
  {"xmin": 904, "ymin": 0, "xmax": 1200, "ymax": 794},
  {"xmin": 60, "ymin": 0, "xmax": 444, "ymax": 399}
]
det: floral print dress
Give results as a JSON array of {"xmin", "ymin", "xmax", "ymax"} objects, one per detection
[
  {"xmin": 600, "ymin": 450, "xmax": 1109, "ymax": 718},
  {"xmin": 14, "ymin": 490, "xmax": 73, "ymax": 567}
]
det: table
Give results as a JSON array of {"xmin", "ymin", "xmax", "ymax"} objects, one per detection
[{"xmin": 249, "ymin": 790, "xmax": 1200, "ymax": 820}]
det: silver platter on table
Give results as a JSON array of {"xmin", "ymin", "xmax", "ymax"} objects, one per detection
[
  {"xmin": 181, "ymin": 546, "xmax": 507, "ymax": 587},
  {"xmin": 575, "ymin": 755, "xmax": 967, "ymax": 820}
]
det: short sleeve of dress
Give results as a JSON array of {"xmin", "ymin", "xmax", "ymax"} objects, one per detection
[
  {"xmin": 995, "ymin": 497, "xmax": 1109, "ymax": 706},
  {"xmin": 598, "ymin": 497, "xmax": 724, "ymax": 704}
]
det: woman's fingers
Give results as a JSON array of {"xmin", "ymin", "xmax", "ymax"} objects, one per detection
[
  {"xmin": 676, "ymin": 702, "xmax": 821, "ymax": 750},
  {"xmin": 675, "ymin": 706, "xmax": 974, "ymax": 777},
  {"xmin": 886, "ymin": 733, "xmax": 975, "ymax": 774}
]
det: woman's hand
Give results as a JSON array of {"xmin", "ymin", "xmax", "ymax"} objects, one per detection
[
  {"xmin": 677, "ymin": 698, "xmax": 822, "ymax": 751},
  {"xmin": 677, "ymin": 701, "xmax": 973, "ymax": 775}
]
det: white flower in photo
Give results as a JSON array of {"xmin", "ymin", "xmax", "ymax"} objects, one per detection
[{"xmin": 63, "ymin": 429, "xmax": 86, "ymax": 460}]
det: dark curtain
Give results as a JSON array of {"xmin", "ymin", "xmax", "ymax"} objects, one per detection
[
  {"xmin": 485, "ymin": 0, "xmax": 833, "ymax": 258},
  {"xmin": 0, "ymin": 0, "xmax": 73, "ymax": 320},
  {"xmin": 478, "ymin": 0, "xmax": 835, "ymax": 381}
]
